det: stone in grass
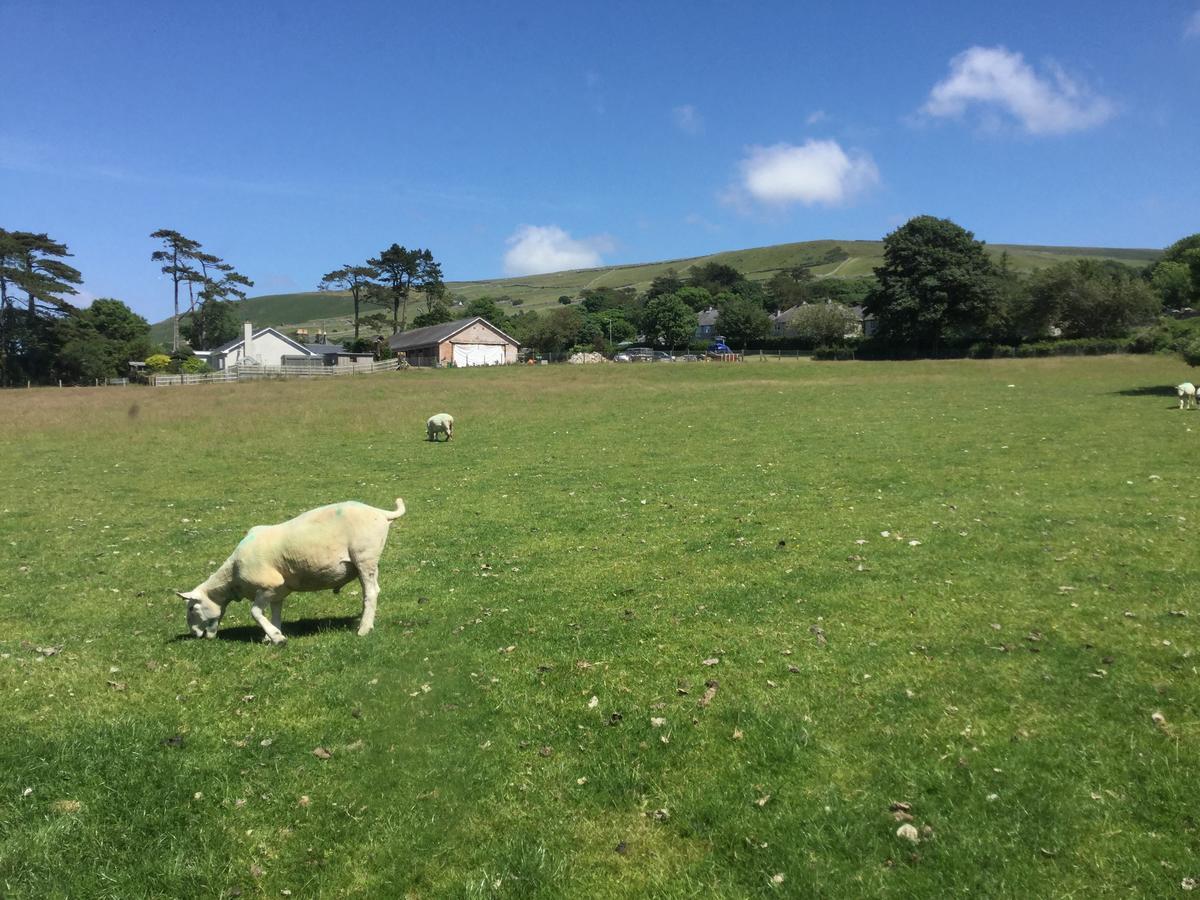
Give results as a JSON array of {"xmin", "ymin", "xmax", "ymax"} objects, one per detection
[
  {"xmin": 896, "ymin": 823, "xmax": 920, "ymax": 843},
  {"xmin": 312, "ymin": 747, "xmax": 332, "ymax": 760}
]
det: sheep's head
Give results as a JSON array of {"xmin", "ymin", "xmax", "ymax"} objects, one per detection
[{"xmin": 178, "ymin": 590, "xmax": 223, "ymax": 638}]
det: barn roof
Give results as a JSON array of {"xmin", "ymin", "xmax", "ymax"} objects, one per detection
[{"xmin": 388, "ymin": 316, "xmax": 519, "ymax": 351}]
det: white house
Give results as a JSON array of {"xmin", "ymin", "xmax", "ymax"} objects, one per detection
[{"xmin": 199, "ymin": 323, "xmax": 330, "ymax": 370}]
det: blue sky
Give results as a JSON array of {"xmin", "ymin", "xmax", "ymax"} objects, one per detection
[{"xmin": 3, "ymin": 0, "xmax": 1198, "ymax": 321}]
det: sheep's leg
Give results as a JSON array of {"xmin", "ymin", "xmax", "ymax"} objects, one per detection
[
  {"xmin": 270, "ymin": 597, "xmax": 284, "ymax": 631},
  {"xmin": 251, "ymin": 589, "xmax": 289, "ymax": 645},
  {"xmin": 356, "ymin": 565, "xmax": 381, "ymax": 636}
]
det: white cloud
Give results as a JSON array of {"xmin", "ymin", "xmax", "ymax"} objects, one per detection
[
  {"xmin": 672, "ymin": 104, "xmax": 704, "ymax": 135},
  {"xmin": 921, "ymin": 45, "xmax": 1115, "ymax": 135},
  {"xmin": 731, "ymin": 139, "xmax": 880, "ymax": 208},
  {"xmin": 805, "ymin": 110, "xmax": 828, "ymax": 125},
  {"xmin": 503, "ymin": 225, "xmax": 613, "ymax": 276},
  {"xmin": 1186, "ymin": 9, "xmax": 1200, "ymax": 37}
]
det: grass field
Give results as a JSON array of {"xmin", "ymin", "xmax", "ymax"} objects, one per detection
[
  {"xmin": 146, "ymin": 239, "xmax": 1162, "ymax": 345},
  {"xmin": 2, "ymin": 356, "xmax": 1197, "ymax": 897}
]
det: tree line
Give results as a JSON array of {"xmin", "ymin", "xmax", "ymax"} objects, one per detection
[{"xmin": 4, "ymin": 218, "xmax": 1200, "ymax": 385}]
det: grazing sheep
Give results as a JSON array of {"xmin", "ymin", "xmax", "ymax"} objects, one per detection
[
  {"xmin": 1178, "ymin": 382, "xmax": 1197, "ymax": 410},
  {"xmin": 177, "ymin": 498, "xmax": 406, "ymax": 645},
  {"xmin": 426, "ymin": 413, "xmax": 454, "ymax": 442}
]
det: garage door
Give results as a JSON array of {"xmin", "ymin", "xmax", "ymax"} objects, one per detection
[{"xmin": 453, "ymin": 343, "xmax": 505, "ymax": 366}]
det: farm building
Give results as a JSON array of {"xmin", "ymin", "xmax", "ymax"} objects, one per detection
[
  {"xmin": 387, "ymin": 317, "xmax": 519, "ymax": 367},
  {"xmin": 281, "ymin": 342, "xmax": 376, "ymax": 369},
  {"xmin": 197, "ymin": 323, "xmax": 374, "ymax": 370}
]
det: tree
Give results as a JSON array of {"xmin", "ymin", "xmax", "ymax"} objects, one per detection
[
  {"xmin": 526, "ymin": 306, "xmax": 586, "ymax": 354},
  {"xmin": 588, "ymin": 309, "xmax": 636, "ymax": 347},
  {"xmin": 1151, "ymin": 234, "xmax": 1200, "ymax": 308},
  {"xmin": 790, "ymin": 303, "xmax": 856, "ymax": 347},
  {"xmin": 866, "ymin": 215, "xmax": 999, "ymax": 353},
  {"xmin": 580, "ymin": 286, "xmax": 638, "ymax": 316},
  {"xmin": 641, "ymin": 294, "xmax": 698, "ymax": 351},
  {"xmin": 466, "ymin": 296, "xmax": 507, "ymax": 325},
  {"xmin": 716, "ymin": 295, "xmax": 770, "ymax": 350},
  {"xmin": 646, "ymin": 268, "xmax": 684, "ymax": 300},
  {"xmin": 415, "ymin": 253, "xmax": 445, "ymax": 316},
  {"xmin": 183, "ymin": 299, "xmax": 240, "ymax": 349},
  {"xmin": 54, "ymin": 299, "xmax": 153, "ymax": 384},
  {"xmin": 367, "ymin": 244, "xmax": 438, "ymax": 334},
  {"xmin": 150, "ymin": 229, "xmax": 201, "ymax": 351},
  {"xmin": 688, "ymin": 262, "xmax": 744, "ymax": 296},
  {"xmin": 1152, "ymin": 261, "xmax": 1194, "ymax": 309},
  {"xmin": 765, "ymin": 269, "xmax": 812, "ymax": 313},
  {"xmin": 1, "ymin": 229, "xmax": 83, "ymax": 385},
  {"xmin": 1027, "ymin": 259, "xmax": 1160, "ymax": 339},
  {"xmin": 557, "ymin": 295, "xmax": 573, "ymax": 305},
  {"xmin": 319, "ymin": 265, "xmax": 378, "ymax": 341},
  {"xmin": 411, "ymin": 302, "xmax": 453, "ymax": 328},
  {"xmin": 673, "ymin": 285, "xmax": 713, "ymax": 312}
]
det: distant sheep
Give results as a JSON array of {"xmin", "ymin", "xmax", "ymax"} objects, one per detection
[
  {"xmin": 177, "ymin": 498, "xmax": 406, "ymax": 645},
  {"xmin": 427, "ymin": 413, "xmax": 454, "ymax": 442},
  {"xmin": 1178, "ymin": 382, "xmax": 1196, "ymax": 410}
]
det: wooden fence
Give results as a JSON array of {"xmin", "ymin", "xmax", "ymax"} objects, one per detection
[{"xmin": 150, "ymin": 358, "xmax": 396, "ymax": 386}]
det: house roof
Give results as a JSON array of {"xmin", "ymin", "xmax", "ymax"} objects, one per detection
[
  {"xmin": 210, "ymin": 327, "xmax": 315, "ymax": 357},
  {"xmin": 300, "ymin": 342, "xmax": 351, "ymax": 355},
  {"xmin": 388, "ymin": 316, "xmax": 520, "ymax": 351},
  {"xmin": 697, "ymin": 307, "xmax": 719, "ymax": 327}
]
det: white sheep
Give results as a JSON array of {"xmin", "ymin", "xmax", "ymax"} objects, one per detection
[
  {"xmin": 426, "ymin": 413, "xmax": 454, "ymax": 442},
  {"xmin": 177, "ymin": 498, "xmax": 406, "ymax": 645},
  {"xmin": 1178, "ymin": 382, "xmax": 1196, "ymax": 410}
]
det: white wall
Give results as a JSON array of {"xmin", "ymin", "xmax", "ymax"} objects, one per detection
[{"xmin": 223, "ymin": 332, "xmax": 313, "ymax": 368}]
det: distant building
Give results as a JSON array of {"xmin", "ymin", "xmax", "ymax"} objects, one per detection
[
  {"xmin": 387, "ymin": 316, "xmax": 520, "ymax": 367},
  {"xmin": 695, "ymin": 307, "xmax": 719, "ymax": 340},
  {"xmin": 198, "ymin": 323, "xmax": 373, "ymax": 370},
  {"xmin": 281, "ymin": 342, "xmax": 376, "ymax": 368}
]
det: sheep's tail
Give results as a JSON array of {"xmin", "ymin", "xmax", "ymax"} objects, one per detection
[{"xmin": 384, "ymin": 497, "xmax": 407, "ymax": 520}]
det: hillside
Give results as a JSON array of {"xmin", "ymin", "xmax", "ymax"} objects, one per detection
[{"xmin": 148, "ymin": 239, "xmax": 1161, "ymax": 345}]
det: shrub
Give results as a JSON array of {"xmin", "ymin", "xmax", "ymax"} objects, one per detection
[
  {"xmin": 812, "ymin": 345, "xmax": 857, "ymax": 361},
  {"xmin": 145, "ymin": 354, "xmax": 171, "ymax": 372},
  {"xmin": 180, "ymin": 356, "xmax": 211, "ymax": 374},
  {"xmin": 1182, "ymin": 337, "xmax": 1200, "ymax": 368}
]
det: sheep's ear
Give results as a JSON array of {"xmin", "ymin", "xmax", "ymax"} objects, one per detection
[{"xmin": 176, "ymin": 591, "xmax": 194, "ymax": 604}]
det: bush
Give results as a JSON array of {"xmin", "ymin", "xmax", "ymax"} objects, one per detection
[
  {"xmin": 811, "ymin": 345, "xmax": 857, "ymax": 360},
  {"xmin": 180, "ymin": 356, "xmax": 211, "ymax": 374},
  {"xmin": 1014, "ymin": 338, "xmax": 1129, "ymax": 357},
  {"xmin": 1128, "ymin": 319, "xmax": 1192, "ymax": 354},
  {"xmin": 145, "ymin": 354, "xmax": 171, "ymax": 372},
  {"xmin": 966, "ymin": 343, "xmax": 1018, "ymax": 359},
  {"xmin": 1181, "ymin": 337, "xmax": 1200, "ymax": 368}
]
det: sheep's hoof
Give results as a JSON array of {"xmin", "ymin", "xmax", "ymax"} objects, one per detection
[{"xmin": 356, "ymin": 626, "xmax": 373, "ymax": 637}]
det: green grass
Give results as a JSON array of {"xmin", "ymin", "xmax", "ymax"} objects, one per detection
[
  {"xmin": 148, "ymin": 239, "xmax": 1163, "ymax": 345},
  {"xmin": 2, "ymin": 356, "xmax": 1197, "ymax": 897}
]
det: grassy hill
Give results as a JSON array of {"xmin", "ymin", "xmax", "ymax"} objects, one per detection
[{"xmin": 149, "ymin": 239, "xmax": 1162, "ymax": 346}]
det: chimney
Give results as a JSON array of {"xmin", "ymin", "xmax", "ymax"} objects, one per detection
[{"xmin": 243, "ymin": 322, "xmax": 254, "ymax": 362}]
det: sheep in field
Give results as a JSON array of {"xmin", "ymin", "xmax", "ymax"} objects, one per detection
[
  {"xmin": 177, "ymin": 498, "xmax": 406, "ymax": 645},
  {"xmin": 1177, "ymin": 382, "xmax": 1196, "ymax": 410},
  {"xmin": 427, "ymin": 413, "xmax": 454, "ymax": 442}
]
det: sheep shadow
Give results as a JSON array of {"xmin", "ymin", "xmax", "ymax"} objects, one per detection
[
  {"xmin": 168, "ymin": 615, "xmax": 360, "ymax": 644},
  {"xmin": 1115, "ymin": 385, "xmax": 1186, "ymax": 406}
]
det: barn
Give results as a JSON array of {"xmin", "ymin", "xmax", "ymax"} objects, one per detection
[{"xmin": 387, "ymin": 317, "xmax": 520, "ymax": 367}]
